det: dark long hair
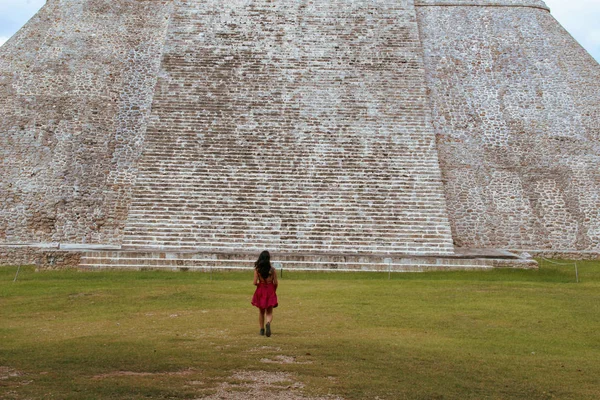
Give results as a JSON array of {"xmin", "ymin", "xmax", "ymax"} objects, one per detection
[{"xmin": 255, "ymin": 250, "xmax": 272, "ymax": 280}]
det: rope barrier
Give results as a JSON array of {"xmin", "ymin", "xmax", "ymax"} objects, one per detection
[
  {"xmin": 540, "ymin": 257, "xmax": 577, "ymax": 265},
  {"xmin": 540, "ymin": 258, "xmax": 579, "ymax": 283}
]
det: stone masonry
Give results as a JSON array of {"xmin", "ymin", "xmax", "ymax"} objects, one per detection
[
  {"xmin": 122, "ymin": 0, "xmax": 455, "ymax": 255},
  {"xmin": 0, "ymin": 0, "xmax": 599, "ymax": 267},
  {"xmin": 417, "ymin": 0, "xmax": 600, "ymax": 252},
  {"xmin": 0, "ymin": 0, "xmax": 172, "ymax": 246}
]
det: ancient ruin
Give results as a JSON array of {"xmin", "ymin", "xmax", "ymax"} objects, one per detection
[{"xmin": 1, "ymin": 0, "xmax": 599, "ymax": 270}]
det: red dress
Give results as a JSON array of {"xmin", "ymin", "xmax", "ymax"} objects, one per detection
[{"xmin": 252, "ymin": 268, "xmax": 278, "ymax": 309}]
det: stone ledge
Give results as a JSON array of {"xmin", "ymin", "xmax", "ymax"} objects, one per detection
[
  {"xmin": 78, "ymin": 249, "xmax": 539, "ymax": 271},
  {"xmin": 0, "ymin": 243, "xmax": 60, "ymax": 249},
  {"xmin": 1, "ymin": 246, "xmax": 539, "ymax": 271},
  {"xmin": 453, "ymin": 248, "xmax": 522, "ymax": 259},
  {"xmin": 415, "ymin": 0, "xmax": 550, "ymax": 12},
  {"xmin": 510, "ymin": 250, "xmax": 600, "ymax": 261},
  {"xmin": 0, "ymin": 247, "xmax": 82, "ymax": 270},
  {"xmin": 58, "ymin": 244, "xmax": 122, "ymax": 251}
]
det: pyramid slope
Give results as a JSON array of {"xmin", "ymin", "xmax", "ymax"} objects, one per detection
[
  {"xmin": 417, "ymin": 0, "xmax": 600, "ymax": 251},
  {"xmin": 0, "ymin": 0, "xmax": 172, "ymax": 245}
]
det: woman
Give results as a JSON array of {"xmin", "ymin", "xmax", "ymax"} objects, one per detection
[{"xmin": 251, "ymin": 250, "xmax": 278, "ymax": 337}]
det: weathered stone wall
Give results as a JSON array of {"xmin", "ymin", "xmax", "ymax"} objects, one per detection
[
  {"xmin": 417, "ymin": 0, "xmax": 600, "ymax": 251},
  {"xmin": 0, "ymin": 247, "xmax": 81, "ymax": 269},
  {"xmin": 123, "ymin": 0, "xmax": 455, "ymax": 255},
  {"xmin": 0, "ymin": 0, "xmax": 172, "ymax": 245},
  {"xmin": 1, "ymin": 0, "xmax": 599, "ymax": 258}
]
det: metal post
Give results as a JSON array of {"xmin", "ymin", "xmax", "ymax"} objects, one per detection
[
  {"xmin": 13, "ymin": 265, "xmax": 21, "ymax": 283},
  {"xmin": 385, "ymin": 258, "xmax": 392, "ymax": 280}
]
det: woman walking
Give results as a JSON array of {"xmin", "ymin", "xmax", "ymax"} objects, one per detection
[{"xmin": 251, "ymin": 251, "xmax": 278, "ymax": 337}]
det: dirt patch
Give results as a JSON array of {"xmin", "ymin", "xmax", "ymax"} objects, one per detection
[
  {"xmin": 247, "ymin": 345, "xmax": 282, "ymax": 353},
  {"xmin": 0, "ymin": 367, "xmax": 23, "ymax": 380},
  {"xmin": 260, "ymin": 355, "xmax": 312, "ymax": 365},
  {"xmin": 0, "ymin": 367, "xmax": 32, "ymax": 391},
  {"xmin": 93, "ymin": 368, "xmax": 195, "ymax": 380},
  {"xmin": 195, "ymin": 370, "xmax": 343, "ymax": 400}
]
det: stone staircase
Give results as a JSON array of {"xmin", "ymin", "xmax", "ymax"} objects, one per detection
[
  {"xmin": 119, "ymin": 0, "xmax": 456, "ymax": 258},
  {"xmin": 121, "ymin": 135, "xmax": 454, "ymax": 254}
]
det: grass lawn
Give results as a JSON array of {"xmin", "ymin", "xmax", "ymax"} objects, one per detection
[{"xmin": 1, "ymin": 261, "xmax": 599, "ymax": 399}]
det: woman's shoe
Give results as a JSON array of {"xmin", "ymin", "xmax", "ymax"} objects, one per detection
[
  {"xmin": 259, "ymin": 328, "xmax": 265, "ymax": 336},
  {"xmin": 265, "ymin": 322, "xmax": 271, "ymax": 337}
]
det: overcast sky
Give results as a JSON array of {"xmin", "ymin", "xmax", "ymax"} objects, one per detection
[{"xmin": 0, "ymin": 0, "xmax": 599, "ymax": 63}]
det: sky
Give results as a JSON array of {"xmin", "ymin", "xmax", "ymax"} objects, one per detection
[{"xmin": 0, "ymin": 0, "xmax": 599, "ymax": 63}]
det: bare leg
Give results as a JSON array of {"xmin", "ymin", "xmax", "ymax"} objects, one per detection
[
  {"xmin": 259, "ymin": 308, "xmax": 266, "ymax": 329},
  {"xmin": 265, "ymin": 307, "xmax": 273, "ymax": 337}
]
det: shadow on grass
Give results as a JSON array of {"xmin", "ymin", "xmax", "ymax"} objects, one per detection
[
  {"xmin": 2, "ymin": 260, "xmax": 599, "ymax": 286},
  {"xmin": 278, "ymin": 260, "xmax": 598, "ymax": 284}
]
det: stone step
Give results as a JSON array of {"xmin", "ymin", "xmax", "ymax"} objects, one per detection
[
  {"xmin": 124, "ymin": 209, "xmax": 449, "ymax": 217},
  {"xmin": 123, "ymin": 216, "xmax": 450, "ymax": 225},
  {"xmin": 118, "ymin": 242, "xmax": 453, "ymax": 255},
  {"xmin": 122, "ymin": 228, "xmax": 452, "ymax": 239},
  {"xmin": 79, "ymin": 251, "xmax": 503, "ymax": 272},
  {"xmin": 132, "ymin": 180, "xmax": 443, "ymax": 188},
  {"xmin": 134, "ymin": 161, "xmax": 440, "ymax": 167},
  {"xmin": 137, "ymin": 144, "xmax": 440, "ymax": 152},
  {"xmin": 120, "ymin": 223, "xmax": 450, "ymax": 234},
  {"xmin": 129, "ymin": 190, "xmax": 446, "ymax": 198},
  {"xmin": 122, "ymin": 219, "xmax": 451, "ymax": 227},
  {"xmin": 136, "ymin": 160, "xmax": 442, "ymax": 169},
  {"xmin": 136, "ymin": 161, "xmax": 436, "ymax": 170},
  {"xmin": 133, "ymin": 171, "xmax": 443, "ymax": 179},
  {"xmin": 133, "ymin": 170, "xmax": 444, "ymax": 180},
  {"xmin": 122, "ymin": 220, "xmax": 450, "ymax": 229},
  {"xmin": 125, "ymin": 202, "xmax": 449, "ymax": 210},
  {"xmin": 120, "ymin": 239, "xmax": 454, "ymax": 248},
  {"xmin": 132, "ymin": 162, "xmax": 442, "ymax": 170},
  {"xmin": 121, "ymin": 234, "xmax": 452, "ymax": 245},
  {"xmin": 126, "ymin": 197, "xmax": 447, "ymax": 204},
  {"xmin": 126, "ymin": 204, "xmax": 447, "ymax": 212},
  {"xmin": 121, "ymin": 232, "xmax": 453, "ymax": 241},
  {"xmin": 131, "ymin": 178, "xmax": 445, "ymax": 185},
  {"xmin": 125, "ymin": 204, "xmax": 448, "ymax": 212},
  {"xmin": 124, "ymin": 218, "xmax": 450, "ymax": 227},
  {"xmin": 127, "ymin": 197, "xmax": 448, "ymax": 205},
  {"xmin": 136, "ymin": 150, "xmax": 441, "ymax": 158},
  {"xmin": 132, "ymin": 176, "xmax": 445, "ymax": 184},
  {"xmin": 116, "ymin": 246, "xmax": 453, "ymax": 257},
  {"xmin": 127, "ymin": 190, "xmax": 446, "ymax": 198},
  {"xmin": 127, "ymin": 197, "xmax": 447, "ymax": 204},
  {"xmin": 121, "ymin": 219, "xmax": 452, "ymax": 228},
  {"xmin": 141, "ymin": 139, "xmax": 435, "ymax": 143},
  {"xmin": 122, "ymin": 222, "xmax": 452, "ymax": 233}
]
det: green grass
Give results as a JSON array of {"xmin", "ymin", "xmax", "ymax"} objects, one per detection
[{"xmin": 1, "ymin": 261, "xmax": 599, "ymax": 399}]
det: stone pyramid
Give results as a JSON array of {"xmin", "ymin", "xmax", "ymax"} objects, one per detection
[{"xmin": 1, "ymin": 0, "xmax": 598, "ymax": 270}]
